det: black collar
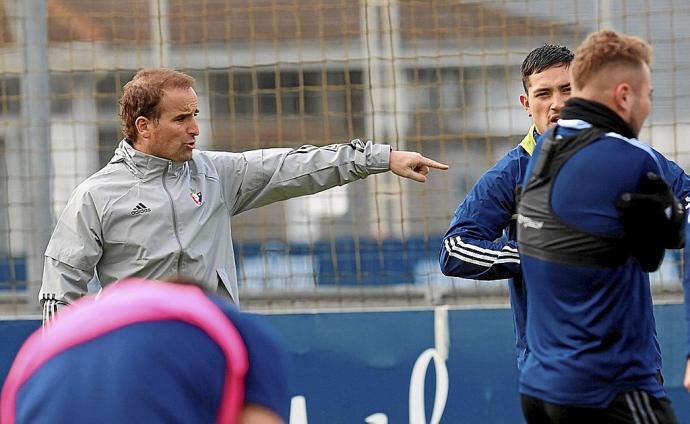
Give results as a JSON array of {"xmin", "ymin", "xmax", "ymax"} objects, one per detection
[{"xmin": 560, "ymin": 97, "xmax": 637, "ymax": 139}]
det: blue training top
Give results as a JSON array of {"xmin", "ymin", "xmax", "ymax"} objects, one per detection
[
  {"xmin": 4, "ymin": 280, "xmax": 290, "ymax": 423},
  {"xmin": 519, "ymin": 119, "xmax": 670, "ymax": 407},
  {"xmin": 684, "ymin": 219, "xmax": 690, "ymax": 359},
  {"xmin": 442, "ymin": 122, "xmax": 690, "ymax": 372},
  {"xmin": 440, "ymin": 126, "xmax": 536, "ymax": 369}
]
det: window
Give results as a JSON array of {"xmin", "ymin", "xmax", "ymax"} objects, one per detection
[
  {"xmin": 208, "ymin": 69, "xmax": 363, "ymax": 118},
  {"xmin": 0, "ymin": 77, "xmax": 20, "ymax": 115}
]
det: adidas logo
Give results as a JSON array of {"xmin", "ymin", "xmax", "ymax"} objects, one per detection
[{"xmin": 130, "ymin": 203, "xmax": 151, "ymax": 216}]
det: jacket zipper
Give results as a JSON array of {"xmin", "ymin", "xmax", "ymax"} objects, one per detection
[{"xmin": 162, "ymin": 163, "xmax": 184, "ymax": 272}]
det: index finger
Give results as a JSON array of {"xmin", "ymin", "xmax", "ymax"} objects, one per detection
[{"xmin": 420, "ymin": 156, "xmax": 449, "ymax": 170}]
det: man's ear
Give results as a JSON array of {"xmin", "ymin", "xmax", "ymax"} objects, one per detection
[
  {"xmin": 613, "ymin": 83, "xmax": 632, "ymax": 115},
  {"xmin": 135, "ymin": 116, "xmax": 151, "ymax": 139},
  {"xmin": 519, "ymin": 94, "xmax": 531, "ymax": 117}
]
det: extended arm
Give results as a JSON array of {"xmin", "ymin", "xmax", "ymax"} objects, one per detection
[{"xmin": 214, "ymin": 139, "xmax": 446, "ymax": 215}]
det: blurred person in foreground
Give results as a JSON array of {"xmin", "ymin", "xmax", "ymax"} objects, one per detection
[
  {"xmin": 2, "ymin": 277, "xmax": 290, "ymax": 423},
  {"xmin": 517, "ymin": 29, "xmax": 683, "ymax": 423},
  {"xmin": 39, "ymin": 68, "xmax": 448, "ymax": 322},
  {"xmin": 439, "ymin": 44, "xmax": 574, "ymax": 369}
]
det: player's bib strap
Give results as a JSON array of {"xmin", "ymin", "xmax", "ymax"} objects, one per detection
[
  {"xmin": 519, "ymin": 243, "xmax": 631, "ymax": 268},
  {"xmin": 517, "ymin": 127, "xmax": 631, "ymax": 268},
  {"xmin": 1, "ymin": 278, "xmax": 249, "ymax": 424}
]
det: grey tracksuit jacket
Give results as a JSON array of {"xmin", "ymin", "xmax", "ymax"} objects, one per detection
[{"xmin": 40, "ymin": 139, "xmax": 390, "ymax": 317}]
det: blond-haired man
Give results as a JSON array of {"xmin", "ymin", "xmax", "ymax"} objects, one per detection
[{"xmin": 517, "ymin": 30, "xmax": 682, "ymax": 423}]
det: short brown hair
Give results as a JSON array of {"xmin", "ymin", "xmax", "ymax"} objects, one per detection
[
  {"xmin": 570, "ymin": 30, "xmax": 652, "ymax": 90},
  {"xmin": 119, "ymin": 68, "xmax": 195, "ymax": 141}
]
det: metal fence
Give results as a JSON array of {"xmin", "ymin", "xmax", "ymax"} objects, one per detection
[{"xmin": 1, "ymin": 0, "xmax": 688, "ymax": 315}]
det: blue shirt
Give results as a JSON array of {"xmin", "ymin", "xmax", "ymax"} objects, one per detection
[
  {"xmin": 684, "ymin": 219, "xmax": 690, "ymax": 358},
  {"xmin": 440, "ymin": 126, "xmax": 536, "ymax": 368},
  {"xmin": 13, "ymin": 293, "xmax": 290, "ymax": 423},
  {"xmin": 518, "ymin": 120, "xmax": 677, "ymax": 407}
]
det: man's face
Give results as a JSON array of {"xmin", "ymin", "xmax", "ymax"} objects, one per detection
[
  {"xmin": 520, "ymin": 64, "xmax": 572, "ymax": 134},
  {"xmin": 135, "ymin": 87, "xmax": 200, "ymax": 162},
  {"xmin": 628, "ymin": 63, "xmax": 652, "ymax": 136}
]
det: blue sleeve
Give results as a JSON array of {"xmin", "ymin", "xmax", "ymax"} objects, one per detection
[
  {"xmin": 439, "ymin": 148, "xmax": 523, "ymax": 280},
  {"xmin": 650, "ymin": 148, "xmax": 690, "ymax": 217},
  {"xmin": 212, "ymin": 300, "xmax": 291, "ymax": 421},
  {"xmin": 652, "ymin": 147, "xmax": 690, "ymax": 206},
  {"xmin": 685, "ymin": 222, "xmax": 690, "ymax": 357}
]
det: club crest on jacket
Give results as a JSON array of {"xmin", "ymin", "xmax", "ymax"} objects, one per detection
[{"xmin": 190, "ymin": 191, "xmax": 203, "ymax": 206}]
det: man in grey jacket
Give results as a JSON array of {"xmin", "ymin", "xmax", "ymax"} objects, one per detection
[{"xmin": 40, "ymin": 68, "xmax": 447, "ymax": 321}]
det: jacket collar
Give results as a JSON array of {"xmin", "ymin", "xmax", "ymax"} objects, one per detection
[
  {"xmin": 112, "ymin": 139, "xmax": 188, "ymax": 178},
  {"xmin": 519, "ymin": 124, "xmax": 538, "ymax": 156},
  {"xmin": 560, "ymin": 97, "xmax": 637, "ymax": 139}
]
